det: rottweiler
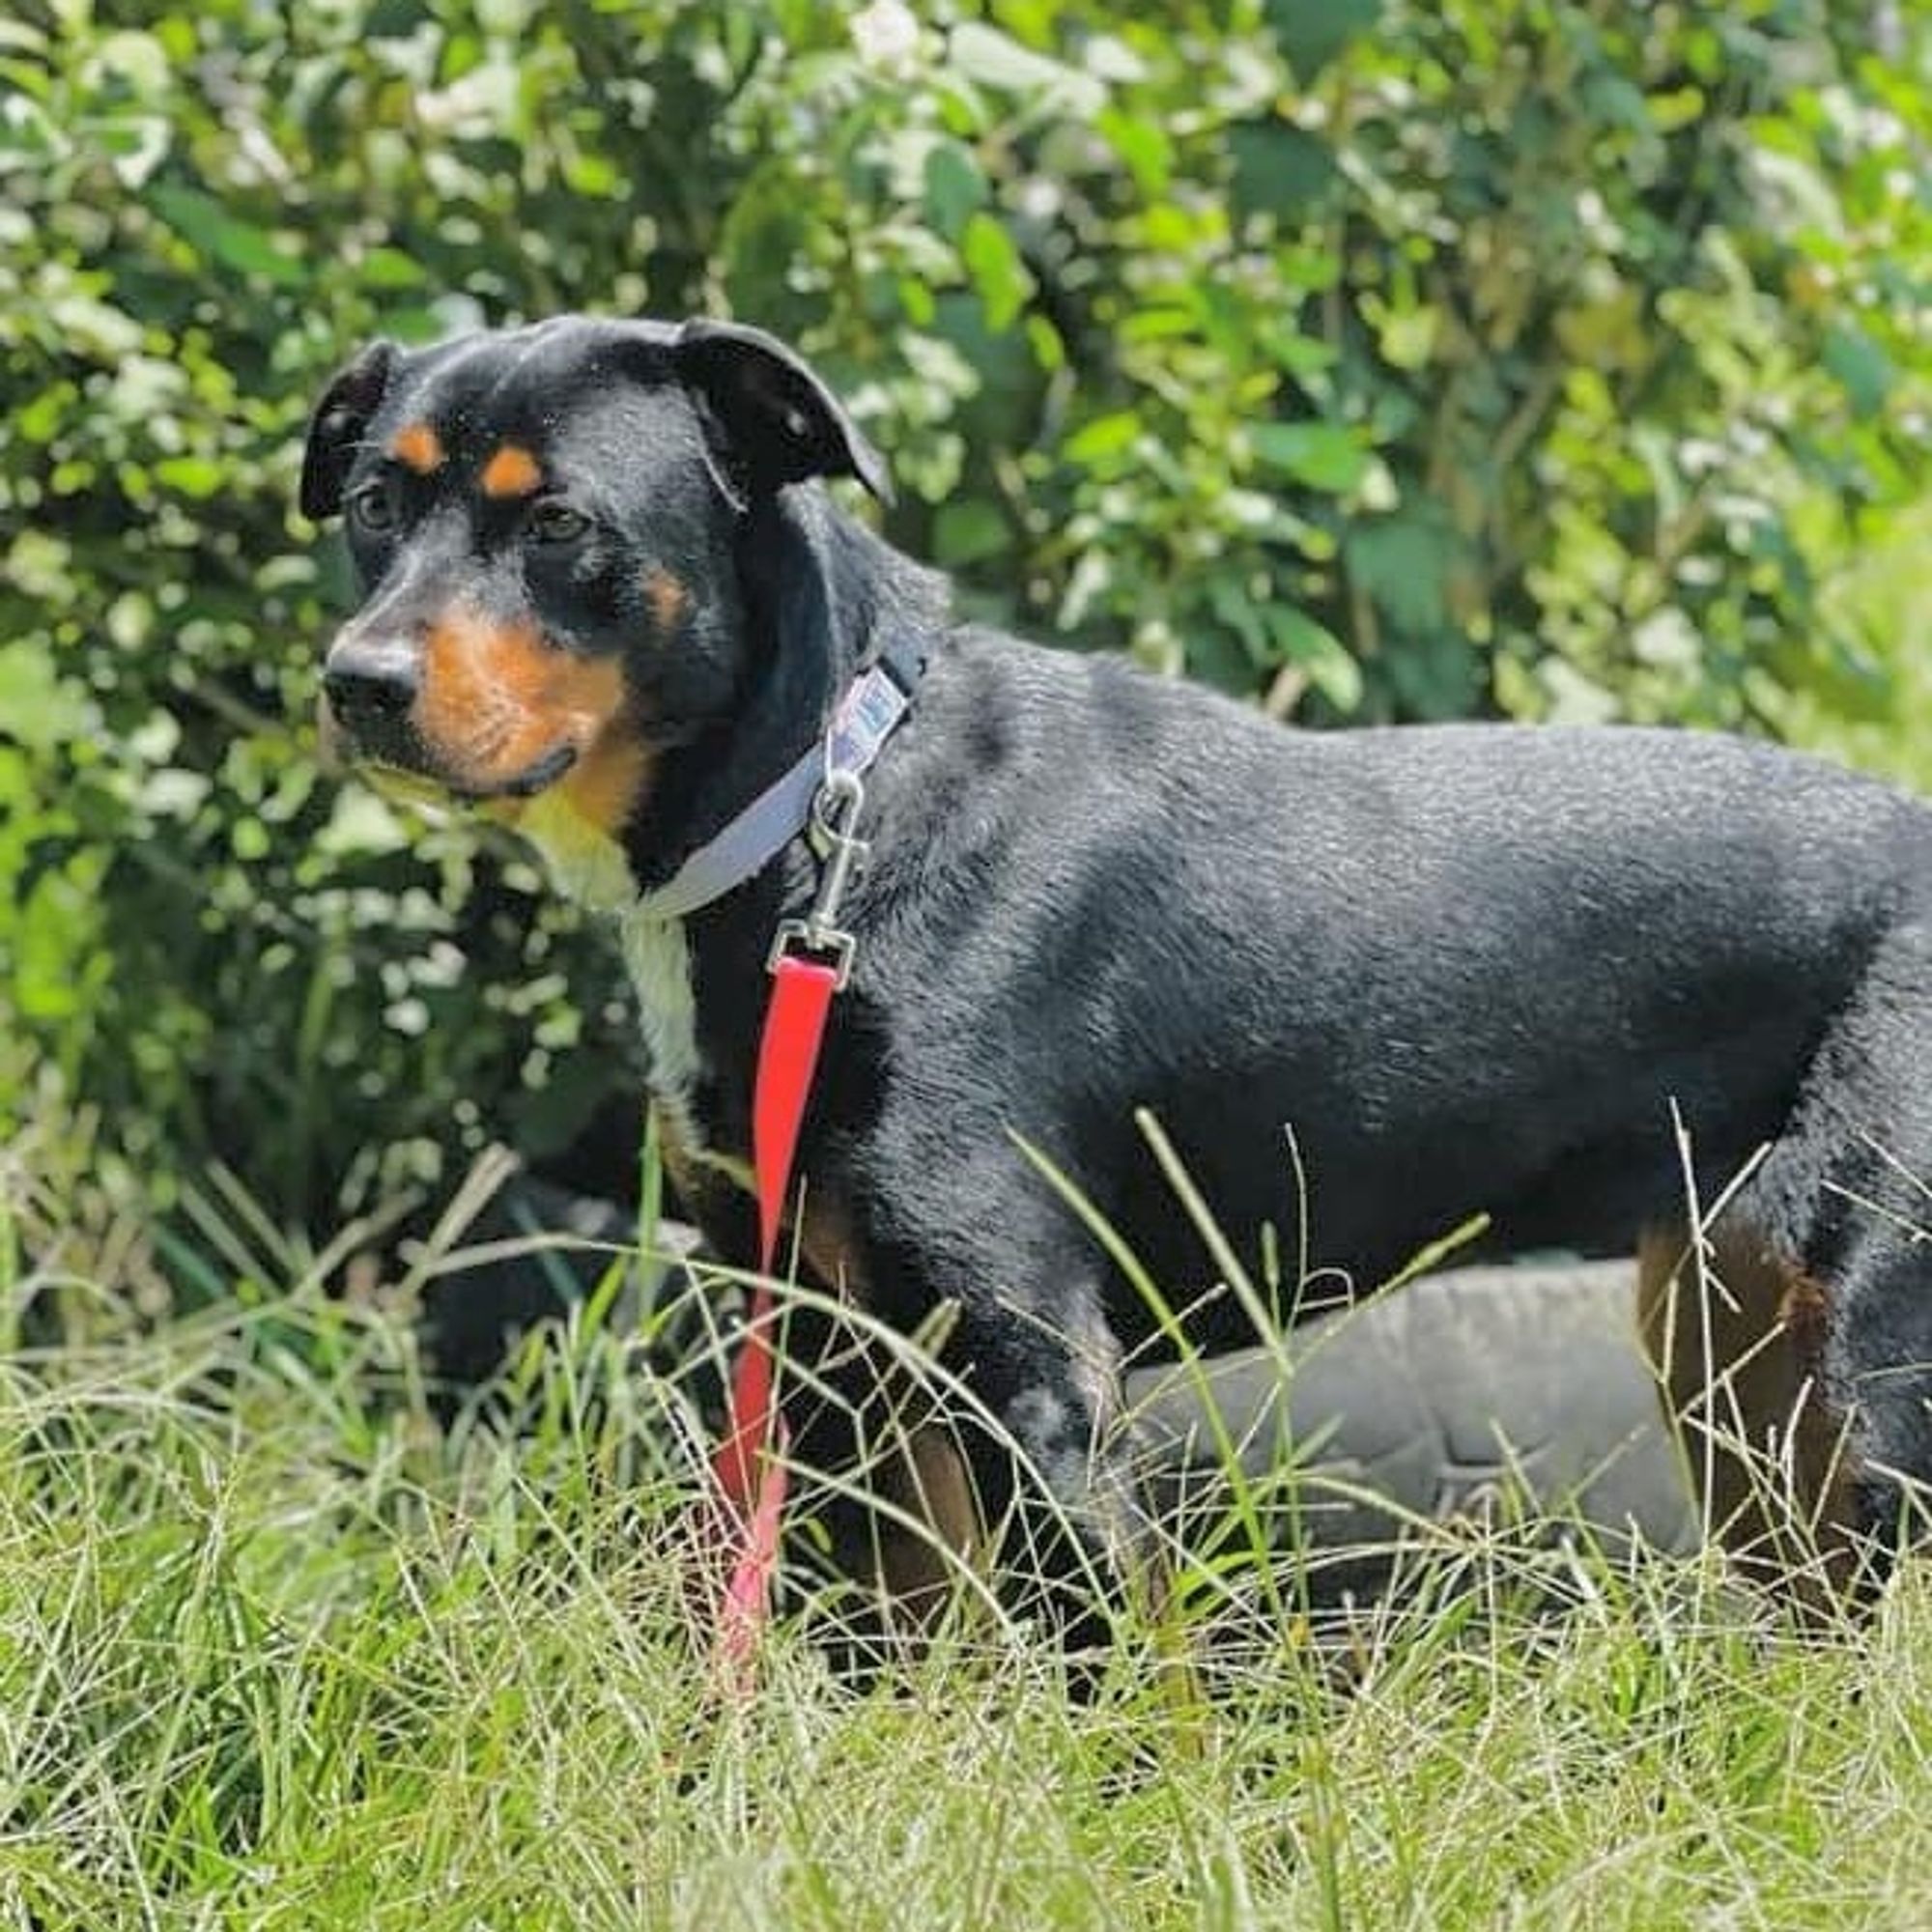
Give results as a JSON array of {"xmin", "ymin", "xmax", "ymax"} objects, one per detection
[{"xmin": 302, "ymin": 313, "xmax": 1932, "ymax": 1635}]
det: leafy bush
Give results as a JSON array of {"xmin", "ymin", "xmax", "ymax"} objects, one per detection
[{"xmin": 1, "ymin": 0, "xmax": 1926, "ymax": 1237}]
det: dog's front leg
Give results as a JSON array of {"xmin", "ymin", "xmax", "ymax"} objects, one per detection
[
  {"xmin": 781, "ymin": 1247, "xmax": 1144, "ymax": 1656},
  {"xmin": 942, "ymin": 1288, "xmax": 1147, "ymax": 1655},
  {"xmin": 796, "ymin": 1170, "xmax": 1151, "ymax": 1654}
]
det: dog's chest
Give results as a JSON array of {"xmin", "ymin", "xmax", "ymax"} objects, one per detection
[
  {"xmin": 614, "ymin": 908, "xmax": 705, "ymax": 1139},
  {"xmin": 512, "ymin": 791, "xmax": 715, "ymax": 1157}
]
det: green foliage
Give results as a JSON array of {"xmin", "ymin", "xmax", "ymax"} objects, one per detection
[{"xmin": 2, "ymin": 0, "xmax": 1928, "ymax": 1224}]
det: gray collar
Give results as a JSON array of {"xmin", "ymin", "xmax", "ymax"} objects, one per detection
[{"xmin": 633, "ymin": 646, "xmax": 923, "ymax": 923}]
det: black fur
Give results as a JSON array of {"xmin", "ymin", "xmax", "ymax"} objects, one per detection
[{"xmin": 306, "ymin": 315, "xmax": 1932, "ymax": 1632}]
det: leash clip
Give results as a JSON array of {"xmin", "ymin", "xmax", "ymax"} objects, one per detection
[{"xmin": 767, "ymin": 768, "xmax": 867, "ymax": 988}]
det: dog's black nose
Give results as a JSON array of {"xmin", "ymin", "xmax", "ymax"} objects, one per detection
[{"xmin": 322, "ymin": 642, "xmax": 419, "ymax": 725}]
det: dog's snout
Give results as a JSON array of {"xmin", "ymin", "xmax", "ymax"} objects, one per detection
[{"xmin": 322, "ymin": 639, "xmax": 420, "ymax": 725}]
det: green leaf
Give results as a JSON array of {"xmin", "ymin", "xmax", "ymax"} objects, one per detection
[
  {"xmin": 6, "ymin": 531, "xmax": 74, "ymax": 603},
  {"xmin": 1228, "ymin": 121, "xmax": 1335, "ymax": 222},
  {"xmin": 314, "ymin": 789, "xmax": 412, "ymax": 860},
  {"xmin": 91, "ymin": 29, "xmax": 172, "ymax": 99},
  {"xmin": 1063, "ymin": 411, "xmax": 1141, "ymax": 467},
  {"xmin": 0, "ymin": 641, "xmax": 93, "ymax": 751},
  {"xmin": 1268, "ymin": 606, "xmax": 1362, "ymax": 712},
  {"xmin": 1249, "ymin": 422, "xmax": 1367, "ymax": 494},
  {"xmin": 155, "ymin": 455, "xmax": 222, "ymax": 498},
  {"xmin": 1344, "ymin": 510, "xmax": 1460, "ymax": 637},
  {"xmin": 360, "ymin": 246, "xmax": 428, "ymax": 291},
  {"xmin": 933, "ymin": 499, "xmax": 1011, "ymax": 566},
  {"xmin": 14, "ymin": 867, "xmax": 105, "ymax": 1022},
  {"xmin": 1263, "ymin": 0, "xmax": 1383, "ymax": 79},
  {"xmin": 923, "ymin": 138, "xmax": 987, "ymax": 242},
  {"xmin": 1823, "ymin": 324, "xmax": 1894, "ymax": 419},
  {"xmin": 95, "ymin": 111, "xmax": 171, "ymax": 187},
  {"xmin": 1096, "ymin": 106, "xmax": 1172, "ymax": 194},
  {"xmin": 947, "ymin": 23, "xmax": 1104, "ymax": 116},
  {"xmin": 959, "ymin": 212, "xmax": 1033, "ymax": 331},
  {"xmin": 150, "ymin": 185, "xmax": 306, "ymax": 288}
]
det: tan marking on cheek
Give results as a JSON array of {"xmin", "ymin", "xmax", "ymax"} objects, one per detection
[
  {"xmin": 389, "ymin": 423, "xmax": 443, "ymax": 473},
  {"xmin": 553, "ymin": 718, "xmax": 653, "ymax": 838},
  {"xmin": 642, "ymin": 566, "xmax": 691, "ymax": 633},
  {"xmin": 480, "ymin": 443, "xmax": 544, "ymax": 498},
  {"xmin": 415, "ymin": 611, "xmax": 641, "ymax": 801}
]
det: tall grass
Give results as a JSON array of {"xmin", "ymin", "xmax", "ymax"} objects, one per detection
[{"xmin": 5, "ymin": 1126, "xmax": 1932, "ymax": 1930}]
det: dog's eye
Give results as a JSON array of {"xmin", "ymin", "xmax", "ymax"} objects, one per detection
[
  {"xmin": 527, "ymin": 499, "xmax": 590, "ymax": 547},
  {"xmin": 347, "ymin": 476, "xmax": 402, "ymax": 535}
]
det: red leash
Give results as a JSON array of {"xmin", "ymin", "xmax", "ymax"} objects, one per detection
[
  {"xmin": 701, "ymin": 751, "xmax": 885, "ymax": 1688},
  {"xmin": 705, "ymin": 952, "xmax": 838, "ymax": 1679}
]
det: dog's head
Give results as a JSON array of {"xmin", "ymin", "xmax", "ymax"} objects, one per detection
[{"xmin": 301, "ymin": 316, "xmax": 888, "ymax": 842}]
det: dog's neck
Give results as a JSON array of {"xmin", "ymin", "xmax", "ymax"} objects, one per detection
[{"xmin": 626, "ymin": 490, "xmax": 875, "ymax": 897}]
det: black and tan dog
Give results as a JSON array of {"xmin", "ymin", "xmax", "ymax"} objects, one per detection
[{"xmin": 303, "ymin": 313, "xmax": 1932, "ymax": 1632}]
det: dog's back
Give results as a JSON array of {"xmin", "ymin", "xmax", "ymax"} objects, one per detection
[{"xmin": 857, "ymin": 630, "xmax": 1929, "ymax": 1309}]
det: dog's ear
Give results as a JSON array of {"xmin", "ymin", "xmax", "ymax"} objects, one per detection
[
  {"xmin": 299, "ymin": 340, "xmax": 398, "ymax": 521},
  {"xmin": 671, "ymin": 318, "xmax": 893, "ymax": 509}
]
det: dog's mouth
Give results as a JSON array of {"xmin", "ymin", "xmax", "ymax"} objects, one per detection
[
  {"xmin": 451, "ymin": 740, "xmax": 581, "ymax": 802},
  {"xmin": 358, "ymin": 740, "xmax": 582, "ymax": 808},
  {"xmin": 321, "ymin": 699, "xmax": 585, "ymax": 810}
]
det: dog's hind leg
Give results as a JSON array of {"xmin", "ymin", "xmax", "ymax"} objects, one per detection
[
  {"xmin": 1643, "ymin": 914, "xmax": 1932, "ymax": 1604},
  {"xmin": 1805, "ymin": 917, "xmax": 1932, "ymax": 1583},
  {"xmin": 1824, "ymin": 1217, "xmax": 1932, "ymax": 1581},
  {"xmin": 1638, "ymin": 1217, "xmax": 1866, "ymax": 1605}
]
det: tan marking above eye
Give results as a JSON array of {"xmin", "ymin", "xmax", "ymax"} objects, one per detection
[
  {"xmin": 642, "ymin": 566, "xmax": 691, "ymax": 632},
  {"xmin": 480, "ymin": 444, "xmax": 544, "ymax": 498},
  {"xmin": 389, "ymin": 423, "xmax": 444, "ymax": 474}
]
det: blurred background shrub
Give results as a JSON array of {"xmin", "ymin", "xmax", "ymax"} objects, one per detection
[{"xmin": 2, "ymin": 0, "xmax": 1928, "ymax": 1259}]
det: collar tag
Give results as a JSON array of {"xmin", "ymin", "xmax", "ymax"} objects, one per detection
[{"xmin": 829, "ymin": 663, "xmax": 910, "ymax": 777}]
